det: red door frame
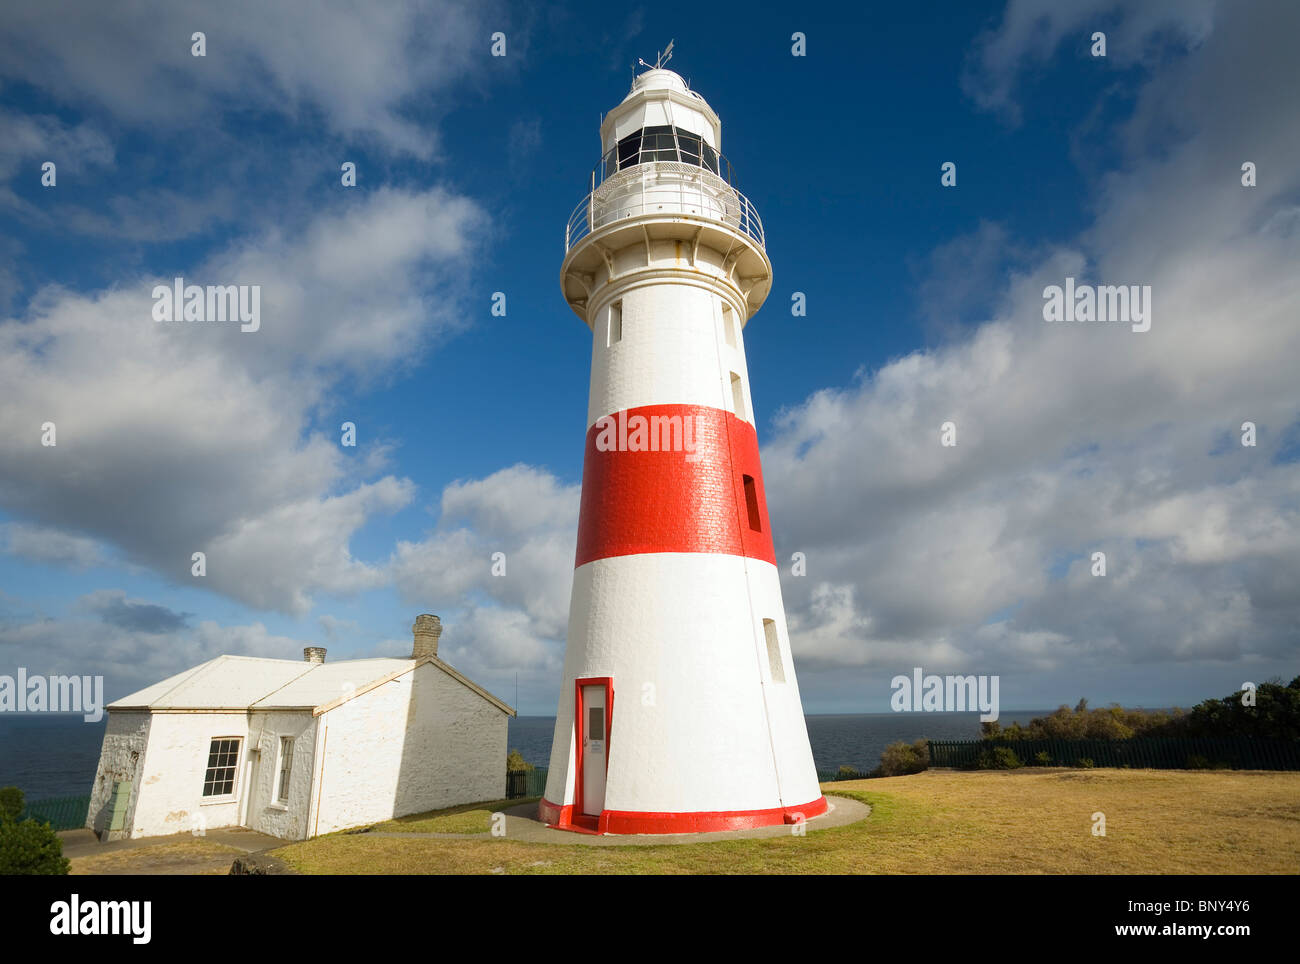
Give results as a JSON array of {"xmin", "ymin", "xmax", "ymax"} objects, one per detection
[{"xmin": 573, "ymin": 676, "xmax": 614, "ymax": 832}]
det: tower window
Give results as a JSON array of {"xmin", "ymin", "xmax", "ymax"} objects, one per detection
[
  {"xmin": 763, "ymin": 619, "xmax": 786, "ymax": 683},
  {"xmin": 608, "ymin": 301, "xmax": 622, "ymax": 346},
  {"xmin": 743, "ymin": 474, "xmax": 761, "ymax": 532},
  {"xmin": 730, "ymin": 372, "xmax": 745, "ymax": 418},
  {"xmin": 611, "ymin": 125, "xmax": 721, "ymax": 175},
  {"xmin": 722, "ymin": 304, "xmax": 736, "ymax": 347}
]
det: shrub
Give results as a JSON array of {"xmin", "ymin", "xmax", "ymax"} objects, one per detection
[
  {"xmin": 878, "ymin": 739, "xmax": 930, "ymax": 776},
  {"xmin": 835, "ymin": 765, "xmax": 867, "ymax": 780},
  {"xmin": 969, "ymin": 746, "xmax": 1022, "ymax": 770},
  {"xmin": 0, "ymin": 818, "xmax": 70, "ymax": 875},
  {"xmin": 505, "ymin": 749, "xmax": 532, "ymax": 773},
  {"xmin": 1078, "ymin": 758, "xmax": 1095, "ymax": 769},
  {"xmin": 0, "ymin": 787, "xmax": 23, "ymax": 823},
  {"xmin": 1034, "ymin": 751, "xmax": 1052, "ymax": 766},
  {"xmin": 991, "ymin": 747, "xmax": 1023, "ymax": 769}
]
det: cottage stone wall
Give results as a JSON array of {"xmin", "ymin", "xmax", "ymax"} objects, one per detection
[
  {"xmin": 242, "ymin": 711, "xmax": 318, "ymax": 841},
  {"xmin": 124, "ymin": 711, "xmax": 249, "ymax": 838},
  {"xmin": 310, "ymin": 663, "xmax": 508, "ymax": 835},
  {"xmin": 86, "ymin": 710, "xmax": 150, "ymax": 839}
]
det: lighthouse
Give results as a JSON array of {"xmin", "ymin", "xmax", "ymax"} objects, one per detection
[{"xmin": 541, "ymin": 55, "xmax": 826, "ymax": 834}]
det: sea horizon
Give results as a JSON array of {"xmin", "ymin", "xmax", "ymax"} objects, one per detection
[{"xmin": 0, "ymin": 708, "xmax": 1086, "ymax": 800}]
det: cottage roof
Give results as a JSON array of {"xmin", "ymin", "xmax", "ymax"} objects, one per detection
[{"xmin": 107, "ymin": 654, "xmax": 515, "ymax": 717}]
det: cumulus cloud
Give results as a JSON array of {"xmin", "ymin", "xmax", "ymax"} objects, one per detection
[
  {"xmin": 767, "ymin": 0, "xmax": 1300, "ymax": 680},
  {"xmin": 389, "ymin": 464, "xmax": 580, "ymax": 682},
  {"xmin": 0, "ymin": 186, "xmax": 484, "ymax": 615},
  {"xmin": 0, "ymin": 595, "xmax": 308, "ymax": 699},
  {"xmin": 0, "ymin": 109, "xmax": 114, "ymax": 182},
  {"xmin": 0, "ymin": 522, "xmax": 106, "ymax": 568},
  {"xmin": 961, "ymin": 0, "xmax": 1216, "ymax": 123},
  {"xmin": 75, "ymin": 589, "xmax": 191, "ymax": 634},
  {"xmin": 0, "ymin": 0, "xmax": 503, "ymax": 158}
]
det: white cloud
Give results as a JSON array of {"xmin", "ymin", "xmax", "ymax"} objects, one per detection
[
  {"xmin": 0, "ymin": 522, "xmax": 106, "ymax": 568},
  {"xmin": 389, "ymin": 465, "xmax": 580, "ymax": 676},
  {"xmin": 0, "ymin": 602, "xmax": 308, "ymax": 699},
  {"xmin": 766, "ymin": 0, "xmax": 1300, "ymax": 677},
  {"xmin": 0, "ymin": 0, "xmax": 504, "ymax": 158},
  {"xmin": 0, "ymin": 187, "xmax": 484, "ymax": 614},
  {"xmin": 961, "ymin": 0, "xmax": 1216, "ymax": 123}
]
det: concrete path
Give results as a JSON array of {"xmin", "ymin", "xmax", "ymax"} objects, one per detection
[
  {"xmin": 360, "ymin": 794, "xmax": 870, "ymax": 847},
  {"xmin": 59, "ymin": 826, "xmax": 282, "ymax": 861}
]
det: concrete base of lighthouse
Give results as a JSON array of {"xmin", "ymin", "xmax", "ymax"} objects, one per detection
[
  {"xmin": 538, "ymin": 794, "xmax": 828, "ymax": 835},
  {"xmin": 505, "ymin": 794, "xmax": 869, "ymax": 845}
]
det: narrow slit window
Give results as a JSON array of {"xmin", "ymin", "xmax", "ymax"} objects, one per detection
[
  {"xmin": 608, "ymin": 301, "xmax": 622, "ymax": 346},
  {"xmin": 276, "ymin": 736, "xmax": 293, "ymax": 804},
  {"xmin": 730, "ymin": 372, "xmax": 745, "ymax": 418},
  {"xmin": 722, "ymin": 304, "xmax": 736, "ymax": 347},
  {"xmin": 764, "ymin": 619, "xmax": 786, "ymax": 683},
  {"xmin": 743, "ymin": 474, "xmax": 762, "ymax": 532}
]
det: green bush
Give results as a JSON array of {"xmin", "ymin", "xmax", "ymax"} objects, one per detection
[
  {"xmin": 835, "ymin": 765, "xmax": 867, "ymax": 780},
  {"xmin": 0, "ymin": 787, "xmax": 23, "ymax": 823},
  {"xmin": 992, "ymin": 747, "xmax": 1022, "ymax": 769},
  {"xmin": 1034, "ymin": 751, "xmax": 1052, "ymax": 766},
  {"xmin": 968, "ymin": 746, "xmax": 1023, "ymax": 770},
  {"xmin": 1078, "ymin": 758, "xmax": 1095, "ymax": 769},
  {"xmin": 0, "ymin": 818, "xmax": 70, "ymax": 875},
  {"xmin": 505, "ymin": 749, "xmax": 533, "ymax": 773},
  {"xmin": 877, "ymin": 739, "xmax": 930, "ymax": 776}
]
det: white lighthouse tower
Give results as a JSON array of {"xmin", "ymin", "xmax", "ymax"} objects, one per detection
[{"xmin": 541, "ymin": 53, "xmax": 826, "ymax": 833}]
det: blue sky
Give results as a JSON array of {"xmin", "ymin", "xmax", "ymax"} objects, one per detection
[{"xmin": 1, "ymin": 0, "xmax": 1296, "ymax": 714}]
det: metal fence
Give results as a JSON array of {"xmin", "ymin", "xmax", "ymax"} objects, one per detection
[
  {"xmin": 506, "ymin": 767, "xmax": 549, "ymax": 799},
  {"xmin": 17, "ymin": 794, "xmax": 91, "ymax": 831},
  {"xmin": 816, "ymin": 769, "xmax": 871, "ymax": 782},
  {"xmin": 565, "ymin": 161, "xmax": 765, "ymax": 252},
  {"xmin": 927, "ymin": 738, "xmax": 1300, "ymax": 771}
]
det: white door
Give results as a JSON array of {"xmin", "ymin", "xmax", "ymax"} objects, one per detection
[{"xmin": 580, "ymin": 686, "xmax": 607, "ymax": 816}]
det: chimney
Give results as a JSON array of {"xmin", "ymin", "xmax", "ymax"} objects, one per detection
[
  {"xmin": 412, "ymin": 614, "xmax": 442, "ymax": 660},
  {"xmin": 303, "ymin": 646, "xmax": 327, "ymax": 664}
]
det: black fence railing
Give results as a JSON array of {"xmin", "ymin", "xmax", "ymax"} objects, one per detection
[
  {"xmin": 16, "ymin": 794, "xmax": 91, "ymax": 831},
  {"xmin": 506, "ymin": 767, "xmax": 549, "ymax": 799},
  {"xmin": 927, "ymin": 737, "xmax": 1300, "ymax": 771}
]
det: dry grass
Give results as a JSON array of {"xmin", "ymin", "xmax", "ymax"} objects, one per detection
[
  {"xmin": 367, "ymin": 797, "xmax": 535, "ymax": 835},
  {"xmin": 271, "ymin": 768, "xmax": 1300, "ymax": 875},
  {"xmin": 70, "ymin": 840, "xmax": 243, "ymax": 876}
]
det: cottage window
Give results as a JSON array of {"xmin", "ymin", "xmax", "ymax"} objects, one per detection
[
  {"xmin": 201, "ymin": 737, "xmax": 241, "ymax": 797},
  {"xmin": 276, "ymin": 736, "xmax": 293, "ymax": 804}
]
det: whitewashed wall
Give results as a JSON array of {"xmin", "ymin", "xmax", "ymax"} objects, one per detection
[
  {"xmin": 242, "ymin": 711, "xmax": 318, "ymax": 841},
  {"xmin": 125, "ymin": 711, "xmax": 249, "ymax": 838},
  {"xmin": 86, "ymin": 710, "xmax": 151, "ymax": 839},
  {"xmin": 309, "ymin": 664, "xmax": 507, "ymax": 836}
]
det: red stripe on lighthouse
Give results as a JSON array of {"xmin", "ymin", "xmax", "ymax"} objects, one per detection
[{"xmin": 575, "ymin": 403, "xmax": 776, "ymax": 568}]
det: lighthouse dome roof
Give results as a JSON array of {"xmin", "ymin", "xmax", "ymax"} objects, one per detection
[{"xmin": 624, "ymin": 68, "xmax": 691, "ymax": 100}]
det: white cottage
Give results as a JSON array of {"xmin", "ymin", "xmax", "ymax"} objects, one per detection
[{"xmin": 86, "ymin": 614, "xmax": 514, "ymax": 841}]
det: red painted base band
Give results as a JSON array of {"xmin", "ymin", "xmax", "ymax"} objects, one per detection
[
  {"xmin": 574, "ymin": 404, "xmax": 776, "ymax": 567},
  {"xmin": 540, "ymin": 795, "xmax": 829, "ymax": 835}
]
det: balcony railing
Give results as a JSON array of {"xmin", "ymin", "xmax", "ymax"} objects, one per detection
[{"xmin": 565, "ymin": 160, "xmax": 766, "ymax": 252}]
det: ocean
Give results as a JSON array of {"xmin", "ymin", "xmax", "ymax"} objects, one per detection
[{"xmin": 0, "ymin": 710, "xmax": 1054, "ymax": 801}]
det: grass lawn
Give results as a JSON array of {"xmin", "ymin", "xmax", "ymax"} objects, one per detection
[
  {"xmin": 270, "ymin": 768, "xmax": 1300, "ymax": 875},
  {"xmin": 367, "ymin": 797, "xmax": 537, "ymax": 834}
]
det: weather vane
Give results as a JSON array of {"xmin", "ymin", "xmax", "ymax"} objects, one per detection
[{"xmin": 637, "ymin": 38, "xmax": 673, "ymax": 71}]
